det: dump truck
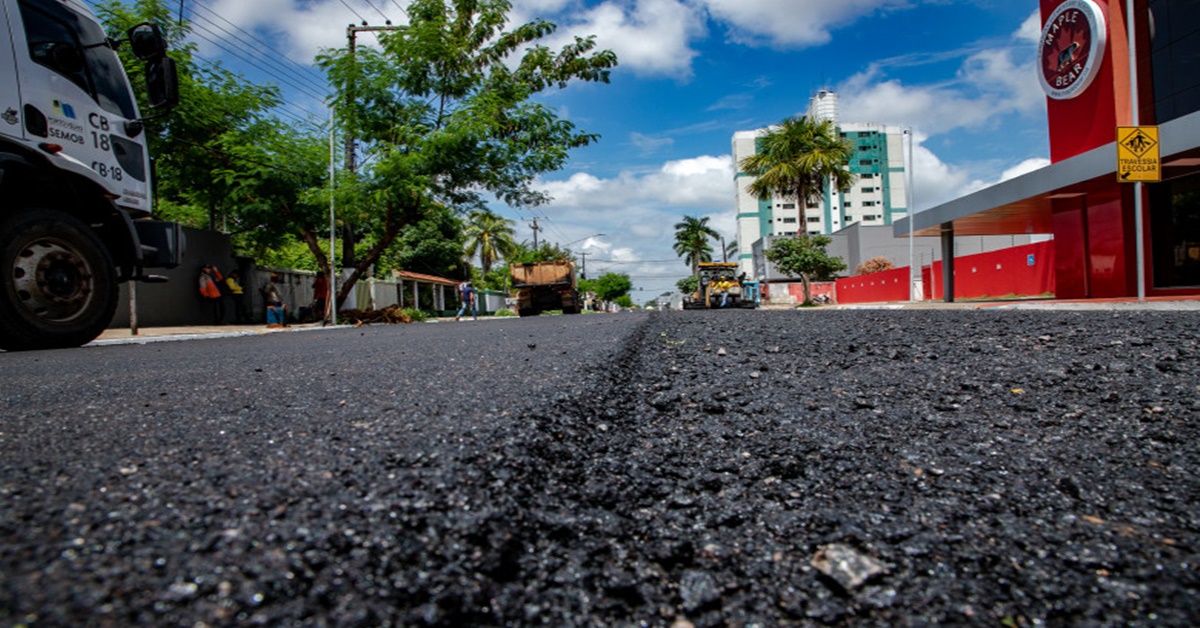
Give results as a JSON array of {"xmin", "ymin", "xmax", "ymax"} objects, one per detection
[
  {"xmin": 510, "ymin": 260, "xmax": 581, "ymax": 316},
  {"xmin": 682, "ymin": 262, "xmax": 760, "ymax": 309},
  {"xmin": 1, "ymin": 0, "xmax": 181, "ymax": 350}
]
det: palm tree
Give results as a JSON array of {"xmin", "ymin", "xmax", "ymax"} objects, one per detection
[
  {"xmin": 463, "ymin": 210, "xmax": 518, "ymax": 274},
  {"xmin": 738, "ymin": 115, "xmax": 856, "ymax": 232},
  {"xmin": 673, "ymin": 215, "xmax": 719, "ymax": 275}
]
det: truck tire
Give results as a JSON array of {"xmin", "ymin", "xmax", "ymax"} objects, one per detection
[{"xmin": 0, "ymin": 209, "xmax": 118, "ymax": 350}]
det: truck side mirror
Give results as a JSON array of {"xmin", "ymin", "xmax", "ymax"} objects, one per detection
[
  {"xmin": 145, "ymin": 56, "xmax": 178, "ymax": 110},
  {"xmin": 127, "ymin": 23, "xmax": 168, "ymax": 61}
]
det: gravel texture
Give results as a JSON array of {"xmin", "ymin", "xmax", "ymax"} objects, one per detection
[{"xmin": 2, "ymin": 309, "xmax": 1198, "ymax": 626}]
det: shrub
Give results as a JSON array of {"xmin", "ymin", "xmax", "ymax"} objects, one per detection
[{"xmin": 856, "ymin": 256, "xmax": 895, "ymax": 275}]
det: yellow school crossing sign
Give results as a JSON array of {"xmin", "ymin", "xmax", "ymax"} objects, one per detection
[{"xmin": 1117, "ymin": 126, "xmax": 1160, "ymax": 182}]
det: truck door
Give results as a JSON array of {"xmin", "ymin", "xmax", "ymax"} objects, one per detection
[
  {"xmin": 0, "ymin": 0, "xmax": 24, "ymax": 144},
  {"xmin": 9, "ymin": 0, "xmax": 152, "ymax": 213}
]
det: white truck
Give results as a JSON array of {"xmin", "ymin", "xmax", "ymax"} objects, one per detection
[{"xmin": 1, "ymin": 0, "xmax": 180, "ymax": 350}]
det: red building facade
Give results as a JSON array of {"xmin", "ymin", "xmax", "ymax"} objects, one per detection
[{"xmin": 899, "ymin": 0, "xmax": 1200, "ymax": 300}]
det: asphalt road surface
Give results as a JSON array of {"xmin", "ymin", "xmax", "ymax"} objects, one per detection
[{"xmin": 2, "ymin": 310, "xmax": 1197, "ymax": 626}]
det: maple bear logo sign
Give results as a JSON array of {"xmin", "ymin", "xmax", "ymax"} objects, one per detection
[{"xmin": 1039, "ymin": 0, "xmax": 1107, "ymax": 100}]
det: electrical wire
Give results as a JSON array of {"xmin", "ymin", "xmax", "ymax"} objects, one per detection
[
  {"xmin": 188, "ymin": 2, "xmax": 327, "ymax": 94},
  {"xmin": 187, "ymin": 22, "xmax": 326, "ymax": 102},
  {"xmin": 336, "ymin": 0, "xmax": 368, "ymax": 24}
]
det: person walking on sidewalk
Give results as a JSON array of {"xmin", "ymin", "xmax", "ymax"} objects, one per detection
[{"xmin": 455, "ymin": 280, "xmax": 477, "ymax": 321}]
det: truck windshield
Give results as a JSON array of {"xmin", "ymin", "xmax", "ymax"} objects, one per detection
[{"xmin": 19, "ymin": 0, "xmax": 138, "ymax": 120}]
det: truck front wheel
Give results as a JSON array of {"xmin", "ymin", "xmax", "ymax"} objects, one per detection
[{"xmin": 0, "ymin": 210, "xmax": 118, "ymax": 350}]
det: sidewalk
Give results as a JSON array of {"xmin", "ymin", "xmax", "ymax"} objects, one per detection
[{"xmin": 90, "ymin": 322, "xmax": 331, "ymax": 346}]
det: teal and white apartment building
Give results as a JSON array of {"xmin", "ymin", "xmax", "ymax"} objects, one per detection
[{"xmin": 733, "ymin": 90, "xmax": 911, "ymax": 278}]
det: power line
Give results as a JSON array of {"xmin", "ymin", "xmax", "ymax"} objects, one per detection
[
  {"xmin": 188, "ymin": 2, "xmax": 327, "ymax": 94},
  {"xmin": 364, "ymin": 0, "xmax": 394, "ymax": 24},
  {"xmin": 187, "ymin": 22, "xmax": 326, "ymax": 102},
  {"xmin": 337, "ymin": 0, "xmax": 368, "ymax": 23}
]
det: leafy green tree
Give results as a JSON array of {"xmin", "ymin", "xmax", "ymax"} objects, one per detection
[
  {"xmin": 463, "ymin": 210, "xmax": 519, "ymax": 274},
  {"xmin": 319, "ymin": 0, "xmax": 617, "ymax": 309},
  {"xmin": 673, "ymin": 215, "xmax": 719, "ymax": 275},
  {"xmin": 676, "ymin": 275, "xmax": 699, "ymax": 295},
  {"xmin": 378, "ymin": 204, "xmax": 467, "ymax": 279},
  {"xmin": 589, "ymin": 272, "xmax": 632, "ymax": 302},
  {"xmin": 614, "ymin": 295, "xmax": 634, "ymax": 309},
  {"xmin": 97, "ymin": 0, "xmax": 292, "ymax": 232},
  {"xmin": 739, "ymin": 115, "xmax": 856, "ymax": 230},
  {"xmin": 766, "ymin": 235, "xmax": 846, "ymax": 305}
]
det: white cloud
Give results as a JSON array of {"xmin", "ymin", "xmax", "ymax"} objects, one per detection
[
  {"xmin": 547, "ymin": 0, "xmax": 707, "ymax": 78},
  {"xmin": 699, "ymin": 0, "xmax": 909, "ymax": 48},
  {"xmin": 525, "ymin": 155, "xmax": 735, "ymax": 288}
]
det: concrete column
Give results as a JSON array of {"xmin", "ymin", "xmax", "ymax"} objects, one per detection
[{"xmin": 941, "ymin": 223, "xmax": 955, "ymax": 303}]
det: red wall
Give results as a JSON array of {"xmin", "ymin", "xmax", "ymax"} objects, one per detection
[
  {"xmin": 835, "ymin": 267, "xmax": 910, "ymax": 304},
  {"xmin": 923, "ymin": 242, "xmax": 1057, "ymax": 300}
]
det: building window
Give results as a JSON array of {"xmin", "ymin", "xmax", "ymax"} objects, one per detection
[
  {"xmin": 844, "ymin": 201, "xmax": 852, "ymax": 207},
  {"xmin": 862, "ymin": 173, "xmax": 875, "ymax": 179},
  {"xmin": 863, "ymin": 201, "xmax": 876, "ymax": 207},
  {"xmin": 861, "ymin": 187, "xmax": 875, "ymax": 193},
  {"xmin": 807, "ymin": 217, "xmax": 820, "ymax": 223},
  {"xmin": 859, "ymin": 159, "xmax": 873, "ymax": 166},
  {"xmin": 782, "ymin": 217, "xmax": 797, "ymax": 224},
  {"xmin": 781, "ymin": 203, "xmax": 796, "ymax": 209},
  {"xmin": 1150, "ymin": 169, "xmax": 1200, "ymax": 287}
]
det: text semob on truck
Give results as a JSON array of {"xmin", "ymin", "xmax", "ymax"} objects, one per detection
[
  {"xmin": 1, "ymin": 0, "xmax": 180, "ymax": 350},
  {"xmin": 509, "ymin": 260, "xmax": 582, "ymax": 317}
]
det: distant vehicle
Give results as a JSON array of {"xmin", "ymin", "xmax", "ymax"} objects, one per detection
[
  {"xmin": 509, "ymin": 260, "xmax": 582, "ymax": 317},
  {"xmin": 1, "ymin": 0, "xmax": 181, "ymax": 349},
  {"xmin": 683, "ymin": 262, "xmax": 759, "ymax": 309}
]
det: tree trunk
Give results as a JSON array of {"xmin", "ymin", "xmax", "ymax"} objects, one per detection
[
  {"xmin": 796, "ymin": 183, "xmax": 806, "ymax": 235},
  {"xmin": 801, "ymin": 272, "xmax": 812, "ymax": 305}
]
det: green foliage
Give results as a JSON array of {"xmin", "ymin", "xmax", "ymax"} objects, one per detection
[
  {"xmin": 377, "ymin": 204, "xmax": 466, "ymax": 278},
  {"xmin": 766, "ymin": 235, "xmax": 847, "ymax": 304},
  {"xmin": 317, "ymin": 0, "xmax": 615, "ymax": 307},
  {"xmin": 510, "ymin": 242, "xmax": 573, "ymax": 263},
  {"xmin": 463, "ymin": 210, "xmax": 519, "ymax": 274},
  {"xmin": 494, "ymin": 309, "xmax": 518, "ymax": 317},
  {"xmin": 614, "ymin": 295, "xmax": 634, "ymax": 309},
  {"xmin": 672, "ymin": 215, "xmax": 719, "ymax": 274},
  {"xmin": 97, "ymin": 0, "xmax": 295, "ymax": 233},
  {"xmin": 400, "ymin": 308, "xmax": 427, "ymax": 322},
  {"xmin": 589, "ymin": 272, "xmax": 633, "ymax": 302},
  {"xmin": 676, "ymin": 275, "xmax": 700, "ymax": 295},
  {"xmin": 477, "ymin": 266, "xmax": 512, "ymax": 291},
  {"xmin": 739, "ymin": 115, "xmax": 856, "ymax": 227}
]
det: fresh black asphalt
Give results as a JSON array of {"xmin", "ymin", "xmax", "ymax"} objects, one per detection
[{"xmin": 2, "ymin": 310, "xmax": 1197, "ymax": 625}]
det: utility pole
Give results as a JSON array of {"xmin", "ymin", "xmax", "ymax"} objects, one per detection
[
  {"xmin": 342, "ymin": 22, "xmax": 403, "ymax": 268},
  {"xmin": 529, "ymin": 218, "xmax": 541, "ymax": 250},
  {"xmin": 579, "ymin": 251, "xmax": 589, "ymax": 280}
]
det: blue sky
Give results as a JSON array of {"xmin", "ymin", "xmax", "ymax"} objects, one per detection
[{"xmin": 133, "ymin": 1, "xmax": 1054, "ymax": 296}]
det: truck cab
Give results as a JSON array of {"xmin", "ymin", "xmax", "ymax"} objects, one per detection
[{"xmin": 0, "ymin": 0, "xmax": 180, "ymax": 350}]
